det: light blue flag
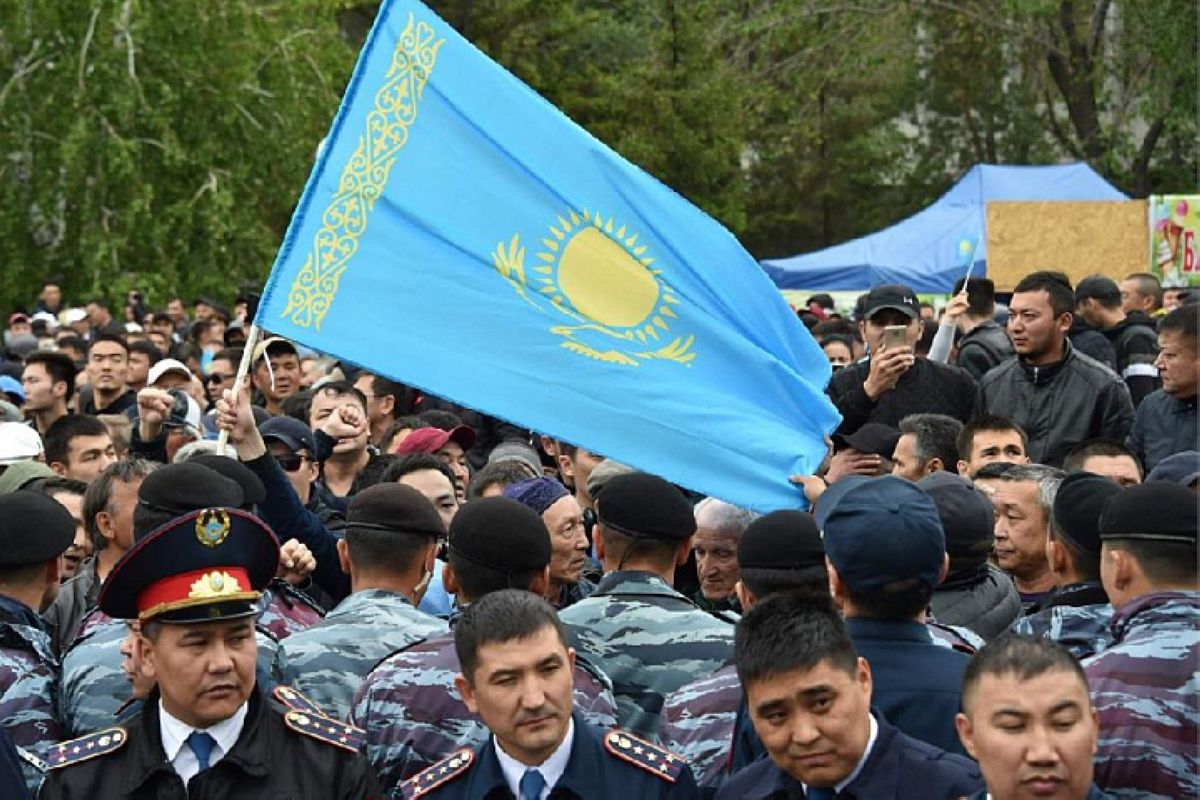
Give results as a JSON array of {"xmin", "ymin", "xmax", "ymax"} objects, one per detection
[{"xmin": 255, "ymin": 0, "xmax": 839, "ymax": 512}]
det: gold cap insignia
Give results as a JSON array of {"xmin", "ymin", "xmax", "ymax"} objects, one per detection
[{"xmin": 195, "ymin": 509, "xmax": 231, "ymax": 548}]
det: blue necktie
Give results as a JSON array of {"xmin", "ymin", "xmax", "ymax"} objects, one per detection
[
  {"xmin": 186, "ymin": 731, "xmax": 217, "ymax": 771},
  {"xmin": 806, "ymin": 788, "xmax": 837, "ymax": 800},
  {"xmin": 519, "ymin": 768, "xmax": 545, "ymax": 800}
]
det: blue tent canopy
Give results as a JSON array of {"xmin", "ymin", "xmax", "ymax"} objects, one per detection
[{"xmin": 761, "ymin": 163, "xmax": 1127, "ymax": 293}]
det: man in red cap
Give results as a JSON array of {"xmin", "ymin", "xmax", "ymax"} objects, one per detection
[{"xmin": 397, "ymin": 425, "xmax": 476, "ymax": 502}]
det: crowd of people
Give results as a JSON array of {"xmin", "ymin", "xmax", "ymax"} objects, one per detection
[{"xmin": 0, "ymin": 269, "xmax": 1193, "ymax": 799}]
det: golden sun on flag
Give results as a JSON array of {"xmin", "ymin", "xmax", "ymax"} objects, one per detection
[{"xmin": 493, "ymin": 209, "xmax": 696, "ymax": 367}]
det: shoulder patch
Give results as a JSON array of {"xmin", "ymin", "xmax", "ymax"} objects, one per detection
[
  {"xmin": 274, "ymin": 685, "xmax": 329, "ymax": 718},
  {"xmin": 46, "ymin": 727, "xmax": 128, "ymax": 770},
  {"xmin": 282, "ymin": 709, "xmax": 366, "ymax": 754},
  {"xmin": 400, "ymin": 748, "xmax": 474, "ymax": 799},
  {"xmin": 603, "ymin": 729, "xmax": 686, "ymax": 782}
]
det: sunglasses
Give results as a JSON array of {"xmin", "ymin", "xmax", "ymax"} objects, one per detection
[
  {"xmin": 275, "ymin": 453, "xmax": 311, "ymax": 472},
  {"xmin": 206, "ymin": 373, "xmax": 236, "ymax": 385}
]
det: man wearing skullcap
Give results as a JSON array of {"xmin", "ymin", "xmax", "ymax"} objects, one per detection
[
  {"xmin": 660, "ymin": 510, "xmax": 827, "ymax": 790},
  {"xmin": 351, "ymin": 497, "xmax": 617, "ymax": 796},
  {"xmin": 503, "ymin": 477, "xmax": 596, "ymax": 609},
  {"xmin": 278, "ymin": 484, "xmax": 447, "ymax": 719},
  {"xmin": 0, "ymin": 492, "xmax": 75, "ymax": 793},
  {"xmin": 1011, "ymin": 472, "xmax": 1121, "ymax": 659},
  {"xmin": 40, "ymin": 505, "xmax": 379, "ymax": 798},
  {"xmin": 1085, "ymin": 482, "xmax": 1199, "ymax": 799},
  {"xmin": 559, "ymin": 472, "xmax": 735, "ymax": 739}
]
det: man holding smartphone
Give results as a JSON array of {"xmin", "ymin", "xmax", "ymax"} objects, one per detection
[{"xmin": 828, "ymin": 284, "xmax": 977, "ymax": 436}]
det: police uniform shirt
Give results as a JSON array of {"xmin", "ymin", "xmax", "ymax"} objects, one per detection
[
  {"xmin": 493, "ymin": 717, "xmax": 574, "ymax": 799},
  {"xmin": 159, "ymin": 699, "xmax": 248, "ymax": 785}
]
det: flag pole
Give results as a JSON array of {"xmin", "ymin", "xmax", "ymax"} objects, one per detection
[{"xmin": 217, "ymin": 323, "xmax": 261, "ymax": 452}]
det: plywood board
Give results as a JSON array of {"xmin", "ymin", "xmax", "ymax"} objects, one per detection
[{"xmin": 986, "ymin": 201, "xmax": 1147, "ymax": 291}]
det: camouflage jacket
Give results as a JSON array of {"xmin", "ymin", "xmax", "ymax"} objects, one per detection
[
  {"xmin": 278, "ymin": 588, "xmax": 446, "ymax": 720},
  {"xmin": 1010, "ymin": 581, "xmax": 1113, "ymax": 660},
  {"xmin": 350, "ymin": 629, "xmax": 617, "ymax": 796},
  {"xmin": 1085, "ymin": 591, "xmax": 1199, "ymax": 800},
  {"xmin": 0, "ymin": 595, "xmax": 62, "ymax": 753},
  {"xmin": 257, "ymin": 580, "xmax": 325, "ymax": 641},
  {"xmin": 59, "ymin": 618, "xmax": 287, "ymax": 739},
  {"xmin": 559, "ymin": 570, "xmax": 736, "ymax": 740},
  {"xmin": 658, "ymin": 664, "xmax": 740, "ymax": 789}
]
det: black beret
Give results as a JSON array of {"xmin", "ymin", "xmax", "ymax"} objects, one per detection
[
  {"xmin": 1053, "ymin": 472, "xmax": 1122, "ymax": 555},
  {"xmin": 918, "ymin": 472, "xmax": 994, "ymax": 574},
  {"xmin": 100, "ymin": 507, "xmax": 280, "ymax": 622},
  {"xmin": 448, "ymin": 497, "xmax": 550, "ymax": 572},
  {"xmin": 596, "ymin": 472, "xmax": 695, "ymax": 540},
  {"xmin": 191, "ymin": 455, "xmax": 266, "ymax": 509},
  {"xmin": 347, "ymin": 483, "xmax": 445, "ymax": 538},
  {"xmin": 138, "ymin": 463, "xmax": 244, "ymax": 521},
  {"xmin": 737, "ymin": 510, "xmax": 824, "ymax": 570},
  {"xmin": 0, "ymin": 492, "xmax": 76, "ymax": 567},
  {"xmin": 1100, "ymin": 482, "xmax": 1198, "ymax": 544}
]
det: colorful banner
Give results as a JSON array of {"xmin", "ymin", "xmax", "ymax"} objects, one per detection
[{"xmin": 1150, "ymin": 195, "xmax": 1200, "ymax": 286}]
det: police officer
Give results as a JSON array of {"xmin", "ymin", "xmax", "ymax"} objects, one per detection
[
  {"xmin": 0, "ymin": 492, "xmax": 73, "ymax": 795},
  {"xmin": 558, "ymin": 472, "xmax": 735, "ymax": 739},
  {"xmin": 716, "ymin": 594, "xmax": 982, "ymax": 799},
  {"xmin": 1011, "ymin": 472, "xmax": 1120, "ymax": 659},
  {"xmin": 351, "ymin": 497, "xmax": 616, "ymax": 795},
  {"xmin": 1085, "ymin": 482, "xmax": 1198, "ymax": 799},
  {"xmin": 660, "ymin": 509, "xmax": 828, "ymax": 789},
  {"xmin": 401, "ymin": 589, "xmax": 699, "ymax": 799},
  {"xmin": 957, "ymin": 635, "xmax": 1112, "ymax": 800},
  {"xmin": 279, "ymin": 483, "xmax": 447, "ymax": 719},
  {"xmin": 39, "ymin": 503, "xmax": 379, "ymax": 798}
]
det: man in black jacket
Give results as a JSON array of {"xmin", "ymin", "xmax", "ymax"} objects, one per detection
[
  {"xmin": 978, "ymin": 271, "xmax": 1133, "ymax": 467},
  {"xmin": 828, "ymin": 284, "xmax": 976, "ymax": 436},
  {"xmin": 949, "ymin": 277, "xmax": 1014, "ymax": 381},
  {"xmin": 1075, "ymin": 274, "xmax": 1161, "ymax": 406}
]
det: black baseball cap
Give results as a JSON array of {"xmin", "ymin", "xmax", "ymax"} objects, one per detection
[{"xmin": 863, "ymin": 284, "xmax": 920, "ymax": 320}]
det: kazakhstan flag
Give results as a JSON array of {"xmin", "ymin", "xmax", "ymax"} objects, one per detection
[{"xmin": 256, "ymin": 0, "xmax": 840, "ymax": 512}]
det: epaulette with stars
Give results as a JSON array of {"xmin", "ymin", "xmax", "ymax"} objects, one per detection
[
  {"xmin": 45, "ymin": 728, "xmax": 128, "ymax": 770},
  {"xmin": 603, "ymin": 729, "xmax": 687, "ymax": 782},
  {"xmin": 274, "ymin": 685, "xmax": 366, "ymax": 754},
  {"xmin": 400, "ymin": 748, "xmax": 475, "ymax": 799}
]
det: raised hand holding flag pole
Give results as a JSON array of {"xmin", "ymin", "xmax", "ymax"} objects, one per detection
[{"xmin": 253, "ymin": 0, "xmax": 840, "ymax": 512}]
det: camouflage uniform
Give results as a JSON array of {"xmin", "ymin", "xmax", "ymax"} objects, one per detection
[
  {"xmin": 59, "ymin": 618, "xmax": 287, "ymax": 738},
  {"xmin": 658, "ymin": 664, "xmax": 739, "ymax": 789},
  {"xmin": 257, "ymin": 579, "xmax": 325, "ymax": 641},
  {"xmin": 278, "ymin": 588, "xmax": 446, "ymax": 720},
  {"xmin": 927, "ymin": 621, "xmax": 983, "ymax": 654},
  {"xmin": 559, "ymin": 570, "xmax": 736, "ymax": 739},
  {"xmin": 0, "ymin": 595, "xmax": 63, "ymax": 795},
  {"xmin": 1010, "ymin": 581, "xmax": 1113, "ymax": 660},
  {"xmin": 350, "ymin": 629, "xmax": 617, "ymax": 796},
  {"xmin": 1085, "ymin": 591, "xmax": 1199, "ymax": 799}
]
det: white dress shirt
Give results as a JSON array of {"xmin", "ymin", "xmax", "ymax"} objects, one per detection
[
  {"xmin": 494, "ymin": 717, "xmax": 575, "ymax": 800},
  {"xmin": 158, "ymin": 700, "xmax": 249, "ymax": 787}
]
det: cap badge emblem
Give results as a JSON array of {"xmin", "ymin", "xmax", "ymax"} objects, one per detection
[{"xmin": 195, "ymin": 509, "xmax": 231, "ymax": 548}]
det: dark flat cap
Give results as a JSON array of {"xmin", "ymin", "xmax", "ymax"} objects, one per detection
[
  {"xmin": 136, "ymin": 463, "xmax": 244, "ymax": 539},
  {"xmin": 101, "ymin": 507, "xmax": 280, "ymax": 622},
  {"xmin": 191, "ymin": 455, "xmax": 266, "ymax": 509},
  {"xmin": 832, "ymin": 423, "xmax": 901, "ymax": 459},
  {"xmin": 1054, "ymin": 472, "xmax": 1123, "ymax": 555},
  {"xmin": 596, "ymin": 472, "xmax": 695, "ymax": 540},
  {"xmin": 448, "ymin": 496, "xmax": 550, "ymax": 572},
  {"xmin": 0, "ymin": 492, "xmax": 76, "ymax": 567},
  {"xmin": 348, "ymin": 483, "xmax": 445, "ymax": 538},
  {"xmin": 1100, "ymin": 482, "xmax": 1198, "ymax": 544},
  {"xmin": 917, "ymin": 472, "xmax": 994, "ymax": 576},
  {"xmin": 737, "ymin": 510, "xmax": 824, "ymax": 571}
]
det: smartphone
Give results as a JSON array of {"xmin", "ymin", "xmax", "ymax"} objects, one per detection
[{"xmin": 883, "ymin": 325, "xmax": 908, "ymax": 351}]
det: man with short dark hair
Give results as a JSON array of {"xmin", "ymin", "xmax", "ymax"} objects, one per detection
[
  {"xmin": 1119, "ymin": 272, "xmax": 1163, "ymax": 322},
  {"xmin": 44, "ymin": 414, "xmax": 117, "ymax": 484},
  {"xmin": 978, "ymin": 271, "xmax": 1134, "ymax": 466},
  {"xmin": 400, "ymin": 589, "xmax": 697, "ymax": 799},
  {"xmin": 828, "ymin": 284, "xmax": 977, "ymax": 436},
  {"xmin": 1062, "ymin": 439, "xmax": 1143, "ymax": 488},
  {"xmin": 817, "ymin": 476, "xmax": 971, "ymax": 755},
  {"xmin": 1011, "ymin": 472, "xmax": 1120, "ymax": 659},
  {"xmin": 892, "ymin": 413, "xmax": 963, "ymax": 482},
  {"xmin": 126, "ymin": 340, "xmax": 162, "ymax": 393},
  {"xmin": 956, "ymin": 635, "xmax": 1108, "ymax": 800},
  {"xmin": 1074, "ymin": 274, "xmax": 1160, "ymax": 406},
  {"xmin": 84, "ymin": 298, "xmax": 123, "ymax": 339},
  {"xmin": 955, "ymin": 414, "xmax": 1029, "ymax": 477},
  {"xmin": 717, "ymin": 594, "xmax": 982, "ymax": 799},
  {"xmin": 1126, "ymin": 304, "xmax": 1198, "ymax": 472},
  {"xmin": 22, "ymin": 351, "xmax": 74, "ymax": 435},
  {"xmin": 81, "ymin": 334, "xmax": 136, "ymax": 417},
  {"xmin": 560, "ymin": 473, "xmax": 735, "ymax": 739},
  {"xmin": 251, "ymin": 336, "xmax": 302, "ymax": 416},
  {"xmin": 949, "ymin": 277, "xmax": 1015, "ymax": 381},
  {"xmin": 1086, "ymin": 482, "xmax": 1199, "ymax": 798},
  {"xmin": 309, "ymin": 380, "xmax": 374, "ymax": 501},
  {"xmin": 352, "ymin": 371, "xmax": 414, "ymax": 448},
  {"xmin": 279, "ymin": 484, "xmax": 446, "ymax": 719},
  {"xmin": 351, "ymin": 498, "xmax": 617, "ymax": 794}
]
